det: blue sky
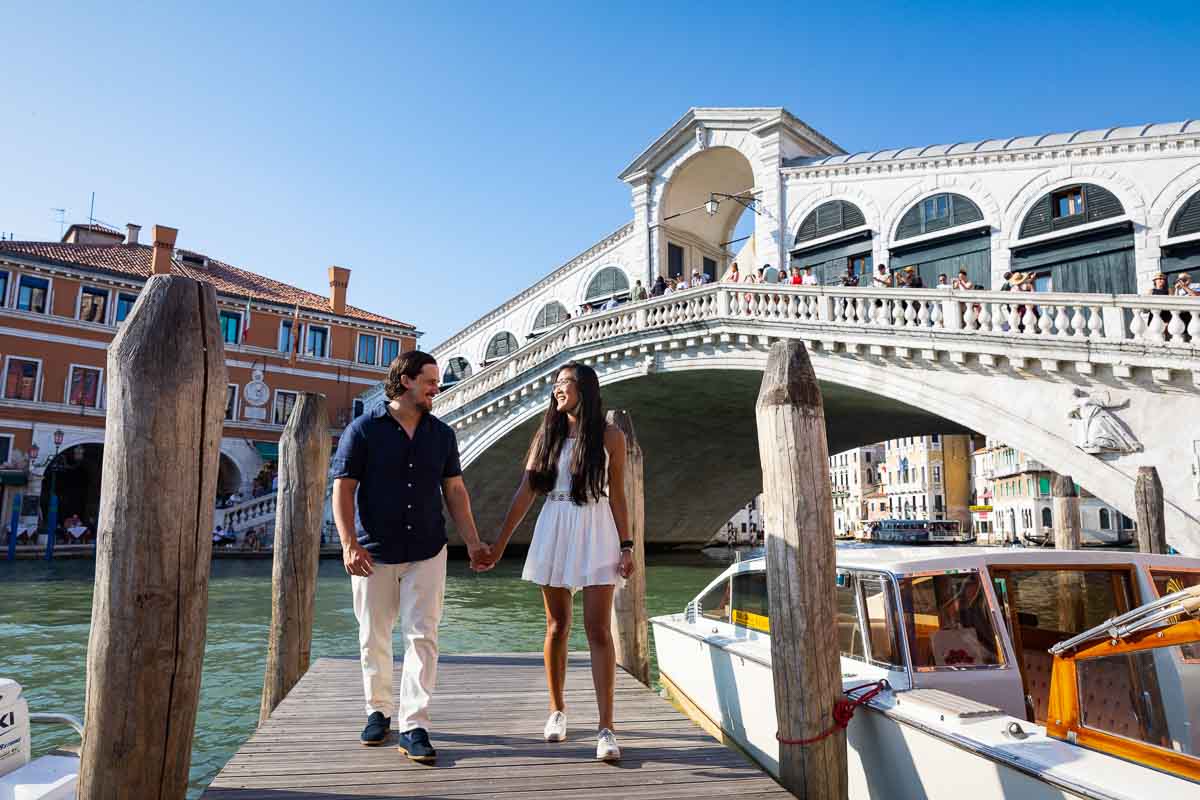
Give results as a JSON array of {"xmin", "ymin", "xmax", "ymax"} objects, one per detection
[{"xmin": 3, "ymin": 2, "xmax": 1197, "ymax": 344}]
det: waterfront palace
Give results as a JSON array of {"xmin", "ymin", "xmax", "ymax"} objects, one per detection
[{"xmin": 0, "ymin": 223, "xmax": 417, "ymax": 538}]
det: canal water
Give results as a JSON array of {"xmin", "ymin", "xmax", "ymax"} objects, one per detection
[{"xmin": 0, "ymin": 551, "xmax": 730, "ymax": 797}]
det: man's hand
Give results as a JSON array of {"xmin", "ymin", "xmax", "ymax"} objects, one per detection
[
  {"xmin": 343, "ymin": 541, "xmax": 374, "ymax": 577},
  {"xmin": 618, "ymin": 549, "xmax": 634, "ymax": 579},
  {"xmin": 467, "ymin": 540, "xmax": 493, "ymax": 572}
]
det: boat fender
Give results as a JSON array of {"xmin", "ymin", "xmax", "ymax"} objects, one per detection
[{"xmin": 776, "ymin": 679, "xmax": 889, "ymax": 746}]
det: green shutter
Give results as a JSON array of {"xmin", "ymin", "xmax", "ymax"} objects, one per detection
[
  {"xmin": 951, "ymin": 195, "xmax": 983, "ymax": 226},
  {"xmin": 534, "ymin": 302, "xmax": 568, "ymax": 329},
  {"xmin": 1169, "ymin": 192, "xmax": 1200, "ymax": 237},
  {"xmin": 795, "ymin": 201, "xmax": 866, "ymax": 244},
  {"xmin": 585, "ymin": 268, "xmax": 630, "ymax": 302},
  {"xmin": 1020, "ymin": 194, "xmax": 1055, "ymax": 238},
  {"xmin": 896, "ymin": 205, "xmax": 923, "ymax": 240},
  {"xmin": 1084, "ymin": 185, "xmax": 1124, "ymax": 224},
  {"xmin": 486, "ymin": 333, "xmax": 518, "ymax": 360}
]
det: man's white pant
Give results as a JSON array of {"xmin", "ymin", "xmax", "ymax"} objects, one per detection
[{"xmin": 351, "ymin": 545, "xmax": 446, "ymax": 732}]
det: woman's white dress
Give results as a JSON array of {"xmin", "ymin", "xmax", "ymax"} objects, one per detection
[{"xmin": 522, "ymin": 438, "xmax": 620, "ymax": 590}]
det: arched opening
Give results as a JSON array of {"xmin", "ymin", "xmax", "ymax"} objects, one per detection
[
  {"xmin": 39, "ymin": 443, "xmax": 103, "ymax": 540},
  {"xmin": 890, "ymin": 193, "xmax": 990, "ymax": 288},
  {"xmin": 791, "ymin": 200, "xmax": 872, "ymax": 286},
  {"xmin": 482, "ymin": 333, "xmax": 518, "ymax": 366},
  {"xmin": 530, "ymin": 301, "xmax": 570, "ymax": 336},
  {"xmin": 1099, "ymin": 508, "xmax": 1112, "ymax": 530},
  {"xmin": 583, "ymin": 268, "xmax": 630, "ymax": 309},
  {"xmin": 1163, "ymin": 189, "xmax": 1200, "ymax": 289},
  {"xmin": 1041, "ymin": 506, "xmax": 1052, "ymax": 529},
  {"xmin": 442, "ymin": 356, "xmax": 473, "ymax": 385},
  {"xmin": 217, "ymin": 452, "xmax": 242, "ymax": 500},
  {"xmin": 660, "ymin": 146, "xmax": 756, "ymax": 283},
  {"xmin": 1012, "ymin": 183, "xmax": 1133, "ymax": 294}
]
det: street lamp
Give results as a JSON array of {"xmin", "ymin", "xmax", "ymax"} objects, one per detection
[{"xmin": 30, "ymin": 430, "xmax": 65, "ymax": 561}]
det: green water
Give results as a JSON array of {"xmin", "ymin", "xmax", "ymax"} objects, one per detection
[{"xmin": 0, "ymin": 552, "xmax": 727, "ymax": 796}]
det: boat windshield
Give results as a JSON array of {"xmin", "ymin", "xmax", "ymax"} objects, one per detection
[{"xmin": 896, "ymin": 571, "xmax": 1003, "ymax": 670}]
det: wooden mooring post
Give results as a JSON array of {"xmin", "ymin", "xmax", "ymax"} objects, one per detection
[
  {"xmin": 606, "ymin": 409, "xmax": 648, "ymax": 686},
  {"xmin": 1052, "ymin": 475, "xmax": 1084, "ymax": 631},
  {"xmin": 755, "ymin": 340, "xmax": 847, "ymax": 799},
  {"xmin": 79, "ymin": 271, "xmax": 227, "ymax": 799},
  {"xmin": 1135, "ymin": 466, "xmax": 1168, "ymax": 554},
  {"xmin": 259, "ymin": 392, "xmax": 331, "ymax": 723}
]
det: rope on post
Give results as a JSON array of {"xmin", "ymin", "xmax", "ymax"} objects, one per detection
[{"xmin": 776, "ymin": 680, "xmax": 889, "ymax": 746}]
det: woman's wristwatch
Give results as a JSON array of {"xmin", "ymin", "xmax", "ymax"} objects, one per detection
[{"xmin": 620, "ymin": 539, "xmax": 634, "ymax": 552}]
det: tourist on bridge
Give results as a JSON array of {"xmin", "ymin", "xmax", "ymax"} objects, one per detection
[
  {"xmin": 788, "ymin": 266, "xmax": 803, "ymax": 285},
  {"xmin": 650, "ymin": 275, "xmax": 666, "ymax": 297},
  {"xmin": 801, "ymin": 267, "xmax": 817, "ymax": 285},
  {"xmin": 632, "ymin": 279, "xmax": 647, "ymax": 301},
  {"xmin": 1176, "ymin": 272, "xmax": 1199, "ymax": 296},
  {"xmin": 872, "ymin": 263, "xmax": 891, "ymax": 289},
  {"xmin": 332, "ymin": 350, "xmax": 491, "ymax": 762},
  {"xmin": 937, "ymin": 273, "xmax": 950, "ymax": 288},
  {"xmin": 953, "ymin": 269, "xmax": 974, "ymax": 290},
  {"xmin": 482, "ymin": 361, "xmax": 636, "ymax": 762},
  {"xmin": 725, "ymin": 262, "xmax": 741, "ymax": 283}
]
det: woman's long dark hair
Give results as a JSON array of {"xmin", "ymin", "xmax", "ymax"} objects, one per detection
[{"xmin": 527, "ymin": 362, "xmax": 607, "ymax": 505}]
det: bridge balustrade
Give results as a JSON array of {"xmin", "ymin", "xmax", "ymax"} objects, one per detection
[{"xmin": 434, "ymin": 284, "xmax": 1200, "ymax": 417}]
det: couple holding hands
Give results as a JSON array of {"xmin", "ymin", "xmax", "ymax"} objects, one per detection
[{"xmin": 331, "ymin": 351, "xmax": 635, "ymax": 765}]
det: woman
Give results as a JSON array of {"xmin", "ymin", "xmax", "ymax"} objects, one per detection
[
  {"xmin": 952, "ymin": 269, "xmax": 974, "ymax": 291},
  {"xmin": 485, "ymin": 362, "xmax": 634, "ymax": 761},
  {"xmin": 725, "ymin": 262, "xmax": 741, "ymax": 283}
]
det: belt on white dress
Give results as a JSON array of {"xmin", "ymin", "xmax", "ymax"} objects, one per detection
[{"xmin": 545, "ymin": 490, "xmax": 606, "ymax": 504}]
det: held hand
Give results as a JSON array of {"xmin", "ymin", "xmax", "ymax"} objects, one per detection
[
  {"xmin": 343, "ymin": 542, "xmax": 374, "ymax": 577},
  {"xmin": 618, "ymin": 549, "xmax": 634, "ymax": 579},
  {"xmin": 467, "ymin": 540, "xmax": 493, "ymax": 572}
]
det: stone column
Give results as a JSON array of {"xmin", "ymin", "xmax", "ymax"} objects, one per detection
[
  {"xmin": 753, "ymin": 132, "xmax": 786, "ymax": 274},
  {"xmin": 627, "ymin": 171, "xmax": 656, "ymax": 286}
]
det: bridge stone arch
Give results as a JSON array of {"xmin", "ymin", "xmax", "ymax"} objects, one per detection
[
  {"xmin": 882, "ymin": 177, "xmax": 1003, "ymax": 243},
  {"xmin": 1149, "ymin": 164, "xmax": 1200, "ymax": 242},
  {"xmin": 785, "ymin": 184, "xmax": 884, "ymax": 271}
]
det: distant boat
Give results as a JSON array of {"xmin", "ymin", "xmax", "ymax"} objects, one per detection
[{"xmin": 860, "ymin": 518, "xmax": 975, "ymax": 544}]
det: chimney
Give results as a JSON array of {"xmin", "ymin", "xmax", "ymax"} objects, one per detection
[
  {"xmin": 151, "ymin": 225, "xmax": 178, "ymax": 275},
  {"xmin": 328, "ymin": 266, "xmax": 350, "ymax": 315},
  {"xmin": 126, "ymin": 223, "xmax": 141, "ymax": 246}
]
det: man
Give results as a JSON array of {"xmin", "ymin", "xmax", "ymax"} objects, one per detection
[
  {"xmin": 601, "ymin": 295, "xmax": 620, "ymax": 310},
  {"xmin": 332, "ymin": 350, "xmax": 490, "ymax": 762},
  {"xmin": 632, "ymin": 279, "xmax": 648, "ymax": 301}
]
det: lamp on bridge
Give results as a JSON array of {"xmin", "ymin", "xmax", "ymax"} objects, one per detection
[
  {"xmin": 704, "ymin": 192, "xmax": 758, "ymax": 216},
  {"xmin": 28, "ymin": 429, "xmax": 65, "ymax": 561}
]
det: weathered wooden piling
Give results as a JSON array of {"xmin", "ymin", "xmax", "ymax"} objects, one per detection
[
  {"xmin": 260, "ymin": 392, "xmax": 331, "ymax": 724},
  {"xmin": 606, "ymin": 408, "xmax": 648, "ymax": 686},
  {"xmin": 1052, "ymin": 475, "xmax": 1084, "ymax": 631},
  {"xmin": 80, "ymin": 270, "xmax": 227, "ymax": 799},
  {"xmin": 756, "ymin": 340, "xmax": 846, "ymax": 799},
  {"xmin": 1135, "ymin": 466, "xmax": 1168, "ymax": 554}
]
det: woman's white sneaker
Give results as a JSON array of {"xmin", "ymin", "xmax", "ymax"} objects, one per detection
[
  {"xmin": 596, "ymin": 728, "xmax": 620, "ymax": 761},
  {"xmin": 543, "ymin": 710, "xmax": 567, "ymax": 742}
]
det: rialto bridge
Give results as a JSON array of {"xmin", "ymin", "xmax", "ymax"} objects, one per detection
[
  {"xmin": 384, "ymin": 107, "xmax": 1200, "ymax": 552},
  {"xmin": 415, "ymin": 282, "xmax": 1200, "ymax": 554}
]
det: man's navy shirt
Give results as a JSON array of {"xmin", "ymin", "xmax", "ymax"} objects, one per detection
[{"xmin": 331, "ymin": 403, "xmax": 462, "ymax": 564}]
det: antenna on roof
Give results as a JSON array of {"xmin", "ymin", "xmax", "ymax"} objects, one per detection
[
  {"xmin": 88, "ymin": 192, "xmax": 96, "ymax": 225},
  {"xmin": 51, "ymin": 208, "xmax": 66, "ymax": 237}
]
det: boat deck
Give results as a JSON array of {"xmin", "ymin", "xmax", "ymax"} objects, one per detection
[{"xmin": 202, "ymin": 653, "xmax": 788, "ymax": 799}]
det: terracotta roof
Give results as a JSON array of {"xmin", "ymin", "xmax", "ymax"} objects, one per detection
[
  {"xmin": 0, "ymin": 240, "xmax": 414, "ymax": 330},
  {"xmin": 63, "ymin": 222, "xmax": 123, "ymax": 239}
]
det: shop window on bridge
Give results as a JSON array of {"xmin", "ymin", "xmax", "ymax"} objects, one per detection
[
  {"xmin": 667, "ymin": 243, "xmax": 685, "ymax": 280},
  {"xmin": 1169, "ymin": 191, "xmax": 1200, "ymax": 238},
  {"xmin": 584, "ymin": 267, "xmax": 630, "ymax": 304},
  {"xmin": 895, "ymin": 193, "xmax": 984, "ymax": 240},
  {"xmin": 795, "ymin": 200, "xmax": 866, "ymax": 244},
  {"xmin": 702, "ymin": 257, "xmax": 717, "ymax": 282},
  {"xmin": 1163, "ymin": 192, "xmax": 1200, "ymax": 287},
  {"xmin": 484, "ymin": 332, "xmax": 519, "ymax": 363},
  {"xmin": 1019, "ymin": 184, "xmax": 1124, "ymax": 239},
  {"xmin": 443, "ymin": 357, "xmax": 472, "ymax": 384},
  {"xmin": 891, "ymin": 193, "xmax": 989, "ymax": 288},
  {"xmin": 532, "ymin": 301, "xmax": 570, "ymax": 332}
]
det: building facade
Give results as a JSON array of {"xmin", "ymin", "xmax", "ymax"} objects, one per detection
[
  {"xmin": 0, "ymin": 222, "xmax": 418, "ymax": 538},
  {"xmin": 881, "ymin": 434, "xmax": 972, "ymax": 530},
  {"xmin": 830, "ymin": 444, "xmax": 885, "ymax": 536}
]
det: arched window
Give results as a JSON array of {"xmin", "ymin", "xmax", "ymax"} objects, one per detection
[
  {"xmin": 442, "ymin": 357, "xmax": 472, "ymax": 384},
  {"xmin": 1018, "ymin": 183, "xmax": 1124, "ymax": 239},
  {"xmin": 584, "ymin": 268, "xmax": 630, "ymax": 303},
  {"xmin": 894, "ymin": 193, "xmax": 983, "ymax": 240},
  {"xmin": 1041, "ymin": 507, "xmax": 1052, "ymax": 529},
  {"xmin": 532, "ymin": 301, "xmax": 570, "ymax": 330},
  {"xmin": 795, "ymin": 200, "xmax": 866, "ymax": 244},
  {"xmin": 1169, "ymin": 191, "xmax": 1200, "ymax": 238},
  {"xmin": 1098, "ymin": 508, "xmax": 1111, "ymax": 530},
  {"xmin": 483, "ymin": 332, "xmax": 519, "ymax": 362}
]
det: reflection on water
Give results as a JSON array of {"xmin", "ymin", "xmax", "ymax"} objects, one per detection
[{"xmin": 0, "ymin": 552, "xmax": 721, "ymax": 797}]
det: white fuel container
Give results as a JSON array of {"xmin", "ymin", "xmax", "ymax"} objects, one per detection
[{"xmin": 0, "ymin": 680, "xmax": 30, "ymax": 777}]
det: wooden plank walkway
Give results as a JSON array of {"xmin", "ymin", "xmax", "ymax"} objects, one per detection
[{"xmin": 203, "ymin": 653, "xmax": 789, "ymax": 799}]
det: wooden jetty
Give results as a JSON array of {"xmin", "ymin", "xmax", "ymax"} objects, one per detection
[{"xmin": 202, "ymin": 653, "xmax": 789, "ymax": 799}]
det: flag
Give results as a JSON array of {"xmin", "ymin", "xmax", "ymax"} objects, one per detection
[
  {"xmin": 288, "ymin": 304, "xmax": 301, "ymax": 366},
  {"xmin": 242, "ymin": 296, "xmax": 252, "ymax": 338}
]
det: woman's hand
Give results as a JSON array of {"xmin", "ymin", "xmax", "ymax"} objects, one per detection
[{"xmin": 618, "ymin": 549, "xmax": 634, "ymax": 579}]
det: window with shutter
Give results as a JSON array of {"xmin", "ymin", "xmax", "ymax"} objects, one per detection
[
  {"xmin": 584, "ymin": 267, "xmax": 630, "ymax": 302},
  {"xmin": 484, "ymin": 333, "xmax": 519, "ymax": 362},
  {"xmin": 795, "ymin": 200, "xmax": 867, "ymax": 244},
  {"xmin": 1169, "ymin": 192, "xmax": 1200, "ymax": 238},
  {"xmin": 533, "ymin": 302, "xmax": 569, "ymax": 330},
  {"xmin": 894, "ymin": 194, "xmax": 984, "ymax": 241},
  {"xmin": 443, "ymin": 357, "xmax": 472, "ymax": 383},
  {"xmin": 1020, "ymin": 184, "xmax": 1126, "ymax": 239}
]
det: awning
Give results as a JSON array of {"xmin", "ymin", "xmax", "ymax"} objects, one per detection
[
  {"xmin": 254, "ymin": 441, "xmax": 279, "ymax": 461},
  {"xmin": 0, "ymin": 470, "xmax": 27, "ymax": 486}
]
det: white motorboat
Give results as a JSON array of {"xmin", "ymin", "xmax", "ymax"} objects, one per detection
[
  {"xmin": 651, "ymin": 546, "xmax": 1200, "ymax": 798},
  {"xmin": 0, "ymin": 679, "xmax": 80, "ymax": 800}
]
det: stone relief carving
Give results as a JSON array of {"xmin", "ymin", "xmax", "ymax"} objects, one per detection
[
  {"xmin": 695, "ymin": 122, "xmax": 707, "ymax": 150},
  {"xmin": 1068, "ymin": 390, "xmax": 1142, "ymax": 455}
]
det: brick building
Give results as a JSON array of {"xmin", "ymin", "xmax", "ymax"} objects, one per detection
[{"xmin": 0, "ymin": 222, "xmax": 418, "ymax": 539}]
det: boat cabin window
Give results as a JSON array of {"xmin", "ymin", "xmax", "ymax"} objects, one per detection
[
  {"xmin": 698, "ymin": 578, "xmax": 731, "ymax": 623},
  {"xmin": 835, "ymin": 571, "xmax": 904, "ymax": 669},
  {"xmin": 897, "ymin": 572, "xmax": 1003, "ymax": 670},
  {"xmin": 990, "ymin": 567, "xmax": 1137, "ymax": 723},
  {"xmin": 1150, "ymin": 569, "xmax": 1200, "ymax": 661},
  {"xmin": 1076, "ymin": 650, "xmax": 1174, "ymax": 753},
  {"xmin": 731, "ymin": 571, "xmax": 769, "ymax": 633}
]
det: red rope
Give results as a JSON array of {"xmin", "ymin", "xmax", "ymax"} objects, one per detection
[{"xmin": 776, "ymin": 680, "xmax": 888, "ymax": 746}]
